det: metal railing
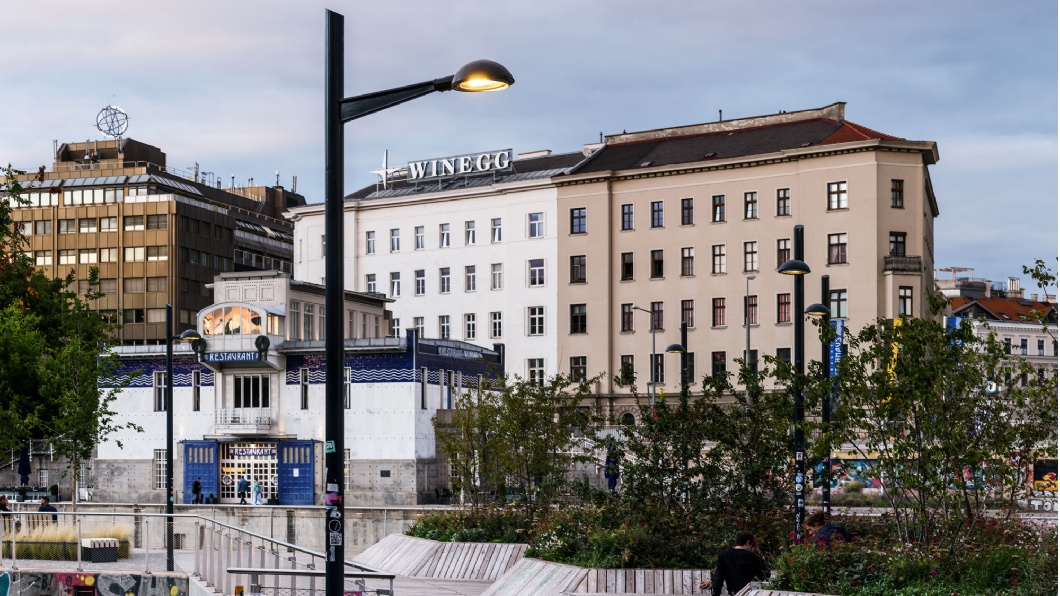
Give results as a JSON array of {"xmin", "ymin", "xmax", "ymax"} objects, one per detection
[
  {"xmin": 884, "ymin": 255, "xmax": 922, "ymax": 272},
  {"xmin": 215, "ymin": 408, "xmax": 274, "ymax": 431}
]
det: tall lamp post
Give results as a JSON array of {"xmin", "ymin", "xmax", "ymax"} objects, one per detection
[
  {"xmin": 165, "ymin": 304, "xmax": 201, "ymax": 572},
  {"xmin": 633, "ymin": 305, "xmax": 660, "ymax": 407},
  {"xmin": 778, "ymin": 225, "xmax": 810, "ymax": 541},
  {"xmin": 744, "ymin": 274, "xmax": 757, "ymax": 374},
  {"xmin": 806, "ymin": 276, "xmax": 832, "ymax": 514},
  {"xmin": 324, "ymin": 10, "xmax": 513, "ymax": 594},
  {"xmin": 665, "ymin": 321, "xmax": 690, "ymax": 401}
]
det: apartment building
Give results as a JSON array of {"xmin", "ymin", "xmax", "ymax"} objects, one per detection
[{"xmin": 10, "ymin": 138, "xmax": 305, "ymax": 343}]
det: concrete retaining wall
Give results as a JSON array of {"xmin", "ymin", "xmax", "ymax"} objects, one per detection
[{"xmin": 0, "ymin": 569, "xmax": 187, "ymax": 596}]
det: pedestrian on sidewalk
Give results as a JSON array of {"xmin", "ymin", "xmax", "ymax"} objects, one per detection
[
  {"xmin": 237, "ymin": 476, "xmax": 250, "ymax": 505},
  {"xmin": 192, "ymin": 477, "xmax": 202, "ymax": 504},
  {"xmin": 252, "ymin": 480, "xmax": 263, "ymax": 505}
]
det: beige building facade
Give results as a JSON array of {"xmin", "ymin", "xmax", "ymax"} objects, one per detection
[{"xmin": 555, "ymin": 103, "xmax": 939, "ymax": 417}]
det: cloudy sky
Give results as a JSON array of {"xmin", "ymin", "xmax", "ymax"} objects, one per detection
[{"xmin": 2, "ymin": 1, "xmax": 1055, "ymax": 290}]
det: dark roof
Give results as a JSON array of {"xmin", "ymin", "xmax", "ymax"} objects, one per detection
[
  {"xmin": 574, "ymin": 118, "xmax": 903, "ymax": 174},
  {"xmin": 346, "ymin": 151, "xmax": 587, "ymax": 200}
]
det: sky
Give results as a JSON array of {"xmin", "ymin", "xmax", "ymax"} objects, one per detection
[{"xmin": 1, "ymin": 1, "xmax": 1056, "ymax": 292}]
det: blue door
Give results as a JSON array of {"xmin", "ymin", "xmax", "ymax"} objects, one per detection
[
  {"xmin": 183, "ymin": 442, "xmax": 219, "ymax": 504},
  {"xmin": 277, "ymin": 441, "xmax": 314, "ymax": 505}
]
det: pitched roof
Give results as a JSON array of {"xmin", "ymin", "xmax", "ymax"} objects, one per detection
[{"xmin": 952, "ymin": 296, "xmax": 1057, "ymax": 323}]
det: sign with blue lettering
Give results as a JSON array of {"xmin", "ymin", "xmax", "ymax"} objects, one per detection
[
  {"xmin": 204, "ymin": 352, "xmax": 260, "ymax": 363},
  {"xmin": 829, "ymin": 319, "xmax": 844, "ymax": 378},
  {"xmin": 229, "ymin": 447, "xmax": 276, "ymax": 457}
]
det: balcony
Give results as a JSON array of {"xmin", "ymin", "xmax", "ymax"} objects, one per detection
[
  {"xmin": 884, "ymin": 255, "xmax": 922, "ymax": 273},
  {"xmin": 215, "ymin": 408, "xmax": 273, "ymax": 432}
]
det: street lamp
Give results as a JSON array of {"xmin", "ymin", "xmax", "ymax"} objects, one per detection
[
  {"xmin": 778, "ymin": 225, "xmax": 810, "ymax": 542},
  {"xmin": 744, "ymin": 274, "xmax": 757, "ymax": 376},
  {"xmin": 806, "ymin": 275, "xmax": 831, "ymax": 514},
  {"xmin": 324, "ymin": 10, "xmax": 513, "ymax": 592},
  {"xmin": 633, "ymin": 305, "xmax": 660, "ymax": 407},
  {"xmin": 165, "ymin": 304, "xmax": 201, "ymax": 572},
  {"xmin": 665, "ymin": 321, "xmax": 689, "ymax": 405}
]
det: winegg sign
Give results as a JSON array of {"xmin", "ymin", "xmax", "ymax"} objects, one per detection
[{"xmin": 407, "ymin": 149, "xmax": 513, "ymax": 182}]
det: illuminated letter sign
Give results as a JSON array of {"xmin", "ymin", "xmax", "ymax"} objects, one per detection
[{"xmin": 405, "ymin": 149, "xmax": 513, "ymax": 182}]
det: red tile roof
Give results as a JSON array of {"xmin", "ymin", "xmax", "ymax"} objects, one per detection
[
  {"xmin": 951, "ymin": 296, "xmax": 1057, "ymax": 322},
  {"xmin": 820, "ymin": 121, "xmax": 904, "ymax": 145}
]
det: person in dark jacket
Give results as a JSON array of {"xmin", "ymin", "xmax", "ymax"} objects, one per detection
[
  {"xmin": 38, "ymin": 496, "xmax": 58, "ymax": 522},
  {"xmin": 700, "ymin": 531, "xmax": 767, "ymax": 596},
  {"xmin": 804, "ymin": 510, "xmax": 851, "ymax": 546},
  {"xmin": 237, "ymin": 476, "xmax": 250, "ymax": 505},
  {"xmin": 192, "ymin": 477, "xmax": 202, "ymax": 504}
]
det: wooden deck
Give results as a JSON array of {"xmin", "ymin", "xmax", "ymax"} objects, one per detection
[{"xmin": 352, "ymin": 534, "xmax": 526, "ymax": 581}]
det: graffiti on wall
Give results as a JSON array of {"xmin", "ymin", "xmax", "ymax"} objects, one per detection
[
  {"xmin": 5, "ymin": 571, "xmax": 187, "ymax": 596},
  {"xmin": 1029, "ymin": 459, "xmax": 1058, "ymax": 512},
  {"xmin": 813, "ymin": 459, "xmax": 884, "ymax": 489}
]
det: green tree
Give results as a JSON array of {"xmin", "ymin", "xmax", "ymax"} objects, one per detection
[{"xmin": 0, "ymin": 305, "xmax": 46, "ymax": 452}]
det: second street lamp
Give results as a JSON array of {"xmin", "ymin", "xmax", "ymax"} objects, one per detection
[
  {"xmin": 806, "ymin": 275, "xmax": 832, "ymax": 514},
  {"xmin": 633, "ymin": 305, "xmax": 660, "ymax": 408},
  {"xmin": 324, "ymin": 10, "xmax": 513, "ymax": 595}
]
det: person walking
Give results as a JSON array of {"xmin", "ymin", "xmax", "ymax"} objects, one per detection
[
  {"xmin": 237, "ymin": 476, "xmax": 250, "ymax": 505},
  {"xmin": 38, "ymin": 496, "xmax": 58, "ymax": 523},
  {"xmin": 192, "ymin": 477, "xmax": 202, "ymax": 504},
  {"xmin": 700, "ymin": 531, "xmax": 767, "ymax": 596},
  {"xmin": 252, "ymin": 480, "xmax": 263, "ymax": 505}
]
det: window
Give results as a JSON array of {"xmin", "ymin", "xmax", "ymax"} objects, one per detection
[
  {"xmin": 389, "ymin": 228, "xmax": 400, "ymax": 252},
  {"xmin": 777, "ymin": 188, "xmax": 791, "ymax": 216},
  {"xmin": 1003, "ymin": 337, "xmax": 1012, "ymax": 355},
  {"xmin": 154, "ymin": 449, "xmax": 167, "ymax": 490},
  {"xmin": 78, "ymin": 249, "xmax": 97, "ymax": 264},
  {"xmin": 146, "ymin": 214, "xmax": 167, "ymax": 230},
  {"xmin": 439, "ymin": 315, "xmax": 451, "ymax": 339},
  {"xmin": 650, "ymin": 250, "xmax": 664, "ymax": 278},
  {"xmin": 440, "ymin": 268, "xmax": 451, "ymax": 293},
  {"xmin": 684, "ymin": 352, "xmax": 696, "ymax": 384},
  {"xmin": 99, "ymin": 217, "xmax": 117, "ymax": 232},
  {"xmin": 1038, "ymin": 338, "xmax": 1045, "ymax": 356},
  {"xmin": 34, "ymin": 220, "xmax": 51, "ymax": 235},
  {"xmin": 153, "ymin": 371, "xmax": 167, "ymax": 412},
  {"xmin": 528, "ymin": 259, "xmax": 545, "ymax": 286},
  {"xmin": 124, "ymin": 278, "xmax": 144, "ymax": 293},
  {"xmin": 365, "ymin": 231, "xmax": 376, "ymax": 254},
  {"xmin": 652, "ymin": 353, "xmax": 664, "ymax": 385},
  {"xmin": 413, "ymin": 317, "xmax": 424, "ymax": 336},
  {"xmin": 570, "ymin": 255, "xmax": 586, "ymax": 283},
  {"xmin": 777, "ymin": 293, "xmax": 792, "ymax": 323},
  {"xmin": 58, "ymin": 219, "xmax": 76, "ymax": 234},
  {"xmin": 681, "ymin": 247, "xmax": 694, "ymax": 276},
  {"xmin": 712, "ymin": 195, "xmax": 725, "ymax": 222},
  {"xmin": 527, "ymin": 358, "xmax": 545, "ymax": 387},
  {"xmin": 570, "ymin": 356, "xmax": 587, "ymax": 381},
  {"xmin": 124, "ymin": 247, "xmax": 145, "ymax": 262},
  {"xmin": 99, "ymin": 248, "xmax": 117, "ymax": 263},
  {"xmin": 776, "ymin": 238, "xmax": 791, "ymax": 269},
  {"xmin": 681, "ymin": 299, "xmax": 695, "ymax": 328},
  {"xmin": 570, "ymin": 208, "xmax": 586, "ymax": 234},
  {"xmin": 235, "ymin": 373, "xmax": 272, "ymax": 409},
  {"xmin": 621, "ymin": 303, "xmax": 634, "ymax": 332},
  {"xmin": 776, "ymin": 347, "xmax": 791, "ymax": 364},
  {"xmin": 891, "ymin": 179, "xmax": 904, "ymax": 208},
  {"xmin": 490, "ymin": 312, "xmax": 502, "ymax": 338},
  {"xmin": 745, "ymin": 295, "xmax": 758, "ymax": 326},
  {"xmin": 1020, "ymin": 338, "xmax": 1028, "ymax": 356},
  {"xmin": 389, "ymin": 272, "xmax": 400, "ymax": 297},
  {"xmin": 712, "ymin": 298, "xmax": 726, "ymax": 327},
  {"xmin": 123, "ymin": 309, "xmax": 145, "ymax": 323},
  {"xmin": 681, "ymin": 198, "xmax": 694, "ymax": 225},
  {"xmin": 415, "ymin": 270, "xmax": 425, "ymax": 296},
  {"xmin": 439, "ymin": 223, "xmax": 450, "ymax": 247},
  {"xmin": 743, "ymin": 241, "xmax": 758, "ymax": 272},
  {"xmin": 570, "ymin": 304, "xmax": 587, "ymax": 334},
  {"xmin": 147, "ymin": 246, "xmax": 167, "ymax": 261},
  {"xmin": 99, "ymin": 278, "xmax": 116, "ymax": 294},
  {"xmin": 300, "ymin": 368, "xmax": 309, "ymax": 409},
  {"xmin": 651, "ymin": 201, "xmax": 664, "ymax": 228},
  {"xmin": 621, "ymin": 253, "xmax": 634, "ymax": 281},
  {"xmin": 464, "ymin": 314, "xmax": 476, "ymax": 340},
  {"xmin": 528, "ymin": 306, "xmax": 545, "ymax": 336},
  {"xmin": 491, "ymin": 218, "xmax": 502, "ymax": 242},
  {"xmin": 827, "ymin": 181, "xmax": 848, "ymax": 210},
  {"xmin": 528, "ymin": 213, "xmax": 544, "ymax": 238},
  {"xmin": 712, "ymin": 245, "xmax": 726, "ymax": 274},
  {"xmin": 711, "ymin": 351, "xmax": 726, "ymax": 377},
  {"xmin": 491, "ymin": 263, "xmax": 503, "ymax": 290},
  {"xmin": 415, "ymin": 226, "xmax": 425, "ymax": 250},
  {"xmin": 365, "ymin": 273, "xmax": 376, "ymax": 293},
  {"xmin": 58, "ymin": 249, "xmax": 75, "ymax": 265},
  {"xmin": 465, "ymin": 265, "xmax": 476, "ymax": 291},
  {"xmin": 830, "ymin": 289, "xmax": 848, "ymax": 318},
  {"xmin": 124, "ymin": 215, "xmax": 144, "ymax": 231},
  {"xmin": 192, "ymin": 370, "xmax": 201, "ymax": 412},
  {"xmin": 79, "ymin": 218, "xmax": 97, "ymax": 233},
  {"xmin": 828, "ymin": 233, "xmax": 848, "ymax": 264},
  {"xmin": 619, "ymin": 355, "xmax": 635, "ymax": 385},
  {"xmin": 465, "ymin": 220, "xmax": 476, "ymax": 245},
  {"xmin": 303, "ymin": 304, "xmax": 315, "ymax": 341},
  {"xmin": 621, "ymin": 204, "xmax": 634, "ymax": 230},
  {"xmin": 744, "ymin": 192, "xmax": 758, "ymax": 219},
  {"xmin": 889, "ymin": 232, "xmax": 907, "ymax": 257},
  {"xmin": 898, "ymin": 286, "xmax": 913, "ymax": 316},
  {"xmin": 650, "ymin": 301, "xmax": 664, "ymax": 331},
  {"xmin": 147, "ymin": 277, "xmax": 167, "ymax": 292},
  {"xmin": 290, "ymin": 302, "xmax": 302, "ymax": 339}
]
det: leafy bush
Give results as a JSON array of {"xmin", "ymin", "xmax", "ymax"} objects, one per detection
[{"xmin": 406, "ymin": 507, "xmax": 532, "ymax": 543}]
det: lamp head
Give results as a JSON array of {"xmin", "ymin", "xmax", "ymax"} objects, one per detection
[
  {"xmin": 452, "ymin": 60, "xmax": 515, "ymax": 92},
  {"xmin": 665, "ymin": 343, "xmax": 686, "ymax": 354},
  {"xmin": 778, "ymin": 259, "xmax": 811, "ymax": 275},
  {"xmin": 805, "ymin": 303, "xmax": 831, "ymax": 318},
  {"xmin": 177, "ymin": 329, "xmax": 202, "ymax": 341}
]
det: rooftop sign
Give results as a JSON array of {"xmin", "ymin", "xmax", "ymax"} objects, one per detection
[{"xmin": 407, "ymin": 149, "xmax": 513, "ymax": 182}]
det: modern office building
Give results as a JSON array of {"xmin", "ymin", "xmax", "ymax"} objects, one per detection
[
  {"xmin": 94, "ymin": 270, "xmax": 503, "ymax": 505},
  {"xmin": 9, "ymin": 138, "xmax": 306, "ymax": 343},
  {"xmin": 289, "ymin": 103, "xmax": 940, "ymax": 420}
]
